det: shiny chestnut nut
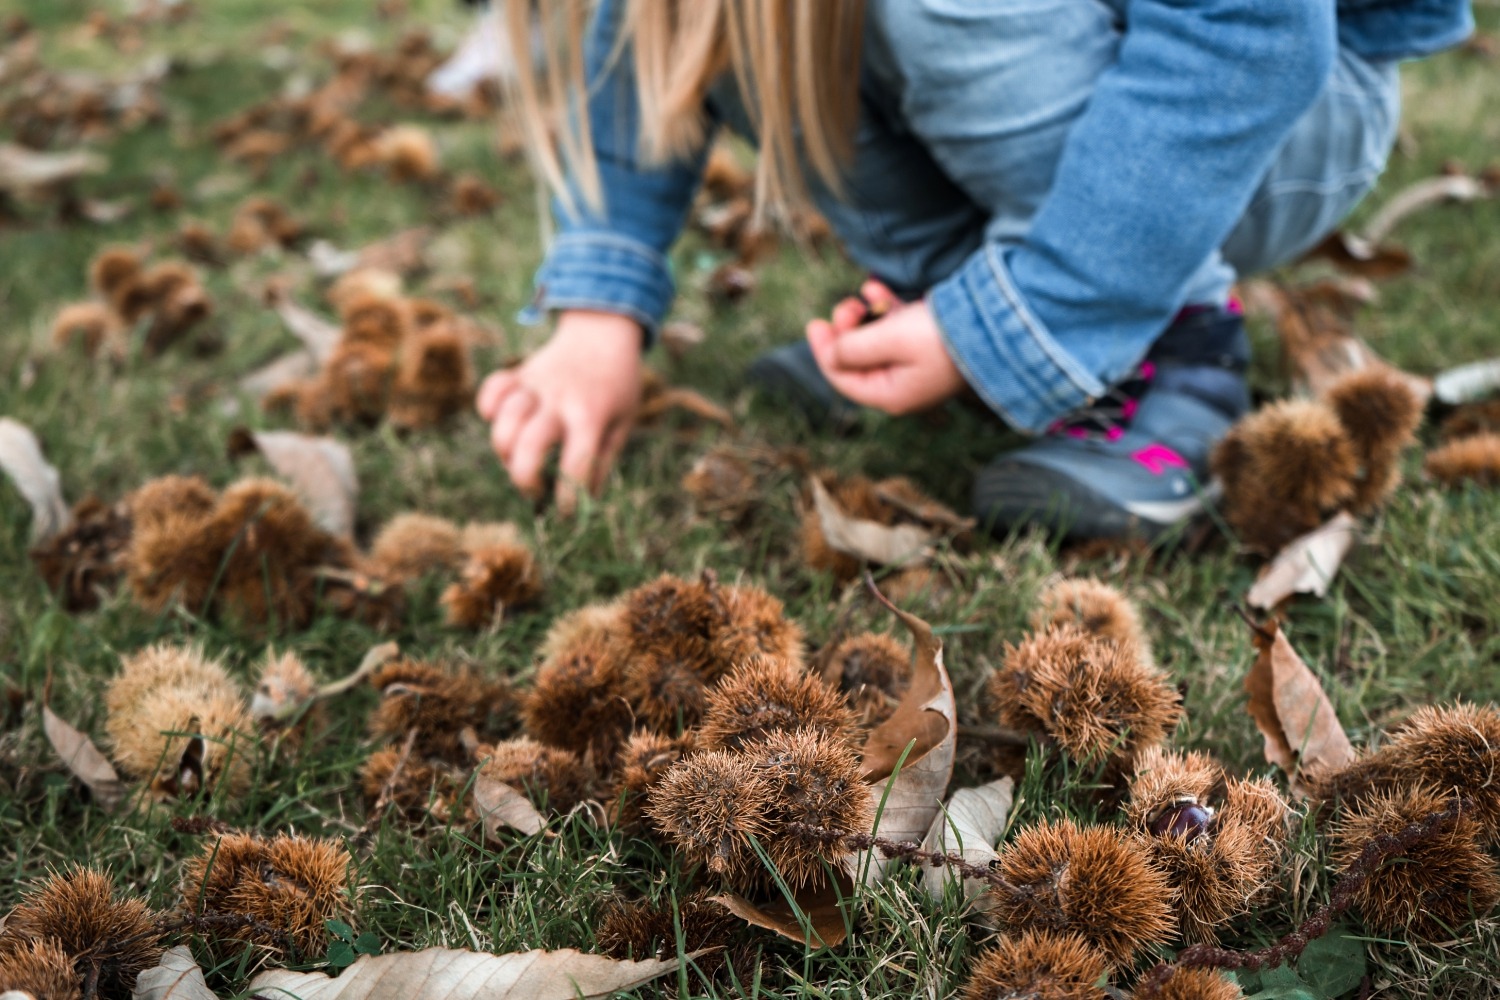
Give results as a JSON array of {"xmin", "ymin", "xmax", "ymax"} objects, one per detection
[{"xmin": 1148, "ymin": 798, "xmax": 1215, "ymax": 842}]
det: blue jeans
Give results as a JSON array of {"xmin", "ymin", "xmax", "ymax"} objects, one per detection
[{"xmin": 523, "ymin": 0, "xmax": 1470, "ymax": 433}]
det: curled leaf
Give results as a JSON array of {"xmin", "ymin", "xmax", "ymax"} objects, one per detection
[
  {"xmin": 1433, "ymin": 357, "xmax": 1500, "ymax": 407},
  {"xmin": 810, "ymin": 478, "xmax": 934, "ymax": 570},
  {"xmin": 131, "ymin": 945, "xmax": 216, "ymax": 1000},
  {"xmin": 850, "ymin": 581, "xmax": 956, "ymax": 885},
  {"xmin": 248, "ymin": 947, "xmax": 697, "ymax": 999},
  {"xmin": 0, "ymin": 143, "xmax": 105, "ymax": 193},
  {"xmin": 1246, "ymin": 511, "xmax": 1357, "ymax": 611},
  {"xmin": 227, "ymin": 428, "xmax": 357, "ymax": 537},
  {"xmin": 267, "ymin": 287, "xmax": 341, "ymax": 363},
  {"xmin": 711, "ymin": 883, "xmax": 848, "ymax": 949},
  {"xmin": 43, "ymin": 705, "xmax": 126, "ymax": 812},
  {"xmin": 1361, "ymin": 174, "xmax": 1489, "ymax": 246},
  {"xmin": 1244, "ymin": 619, "xmax": 1355, "ymax": 797},
  {"xmin": 921, "ymin": 777, "xmax": 1013, "ymax": 903},
  {"xmin": 0, "ymin": 418, "xmax": 71, "ymax": 543},
  {"xmin": 474, "ymin": 774, "xmax": 545, "ymax": 839}
]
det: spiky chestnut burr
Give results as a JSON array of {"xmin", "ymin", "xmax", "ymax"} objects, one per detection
[
  {"xmin": 992, "ymin": 818, "xmax": 1176, "ymax": 965},
  {"xmin": 179, "ymin": 833, "xmax": 352, "ymax": 959},
  {"xmin": 958, "ymin": 929, "xmax": 1112, "ymax": 1000},
  {"xmin": 4, "ymin": 866, "xmax": 164, "ymax": 998},
  {"xmin": 699, "ymin": 657, "xmax": 857, "ymax": 751}
]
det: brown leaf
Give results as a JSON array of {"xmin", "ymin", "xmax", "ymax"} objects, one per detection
[
  {"xmin": 132, "ymin": 946, "xmax": 216, "ymax": 1000},
  {"xmin": 1244, "ymin": 620, "xmax": 1355, "ymax": 797},
  {"xmin": 850, "ymin": 583, "xmax": 956, "ymax": 884},
  {"xmin": 810, "ymin": 478, "xmax": 935, "ymax": 570},
  {"xmin": 1305, "ymin": 231, "xmax": 1412, "ymax": 280},
  {"xmin": 637, "ymin": 385, "xmax": 736, "ymax": 431},
  {"xmin": 921, "ymin": 776, "xmax": 1013, "ymax": 903},
  {"xmin": 0, "ymin": 417, "xmax": 71, "ymax": 543},
  {"xmin": 660, "ymin": 320, "xmax": 705, "ymax": 360},
  {"xmin": 233, "ymin": 349, "xmax": 317, "ymax": 408},
  {"xmin": 1260, "ymin": 284, "xmax": 1431, "ymax": 402},
  {"xmin": 266, "ymin": 287, "xmax": 341, "ymax": 363},
  {"xmin": 43, "ymin": 705, "xmax": 126, "ymax": 812},
  {"xmin": 248, "ymin": 947, "xmax": 696, "ymax": 999},
  {"xmin": 474, "ymin": 774, "xmax": 545, "ymax": 839},
  {"xmin": 310, "ymin": 227, "xmax": 432, "ymax": 278},
  {"xmin": 0, "ymin": 143, "xmax": 106, "ymax": 193},
  {"xmin": 226, "ymin": 428, "xmax": 357, "ymax": 537},
  {"xmin": 1246, "ymin": 511, "xmax": 1357, "ymax": 611},
  {"xmin": 1433, "ymin": 356, "xmax": 1500, "ymax": 407},
  {"xmin": 711, "ymin": 883, "xmax": 848, "ymax": 949},
  {"xmin": 1361, "ymin": 174, "xmax": 1489, "ymax": 246}
]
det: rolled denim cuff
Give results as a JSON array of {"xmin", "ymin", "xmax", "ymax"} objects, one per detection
[
  {"xmin": 518, "ymin": 231, "xmax": 674, "ymax": 347},
  {"xmin": 929, "ymin": 243, "xmax": 1106, "ymax": 436}
]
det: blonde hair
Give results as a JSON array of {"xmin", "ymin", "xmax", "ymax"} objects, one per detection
[{"xmin": 499, "ymin": 0, "xmax": 867, "ymax": 221}]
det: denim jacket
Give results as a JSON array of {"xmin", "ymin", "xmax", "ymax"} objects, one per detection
[{"xmin": 522, "ymin": 0, "xmax": 1471, "ymax": 434}]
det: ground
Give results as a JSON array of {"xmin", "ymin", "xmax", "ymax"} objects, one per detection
[{"xmin": 1, "ymin": 1, "xmax": 1498, "ymax": 998}]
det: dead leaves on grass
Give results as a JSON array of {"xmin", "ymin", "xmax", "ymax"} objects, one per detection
[
  {"xmin": 42, "ymin": 705, "xmax": 127, "ymax": 811},
  {"xmin": 1244, "ymin": 619, "xmax": 1354, "ymax": 797},
  {"xmin": 0, "ymin": 416, "xmax": 71, "ymax": 543},
  {"xmin": 247, "ymin": 947, "xmax": 697, "ymax": 1000},
  {"xmin": 851, "ymin": 585, "xmax": 957, "ymax": 886}
]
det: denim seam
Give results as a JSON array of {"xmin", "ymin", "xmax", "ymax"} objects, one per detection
[
  {"xmin": 1242, "ymin": 168, "xmax": 1385, "ymax": 212},
  {"xmin": 550, "ymin": 231, "xmax": 670, "ymax": 271},
  {"xmin": 530, "ymin": 295, "xmax": 658, "ymax": 333},
  {"xmin": 984, "ymin": 246, "xmax": 1104, "ymax": 401}
]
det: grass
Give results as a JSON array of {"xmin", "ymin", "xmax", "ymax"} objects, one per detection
[{"xmin": 2, "ymin": 2, "xmax": 1499, "ymax": 997}]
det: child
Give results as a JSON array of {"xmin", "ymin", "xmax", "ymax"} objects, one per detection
[{"xmin": 476, "ymin": 0, "xmax": 1472, "ymax": 539}]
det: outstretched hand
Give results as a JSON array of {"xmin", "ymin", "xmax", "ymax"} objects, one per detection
[
  {"xmin": 805, "ymin": 280, "xmax": 967, "ymax": 416},
  {"xmin": 476, "ymin": 310, "xmax": 643, "ymax": 514}
]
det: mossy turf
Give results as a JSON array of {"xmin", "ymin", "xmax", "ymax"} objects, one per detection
[{"xmin": 2, "ymin": 2, "xmax": 1498, "ymax": 997}]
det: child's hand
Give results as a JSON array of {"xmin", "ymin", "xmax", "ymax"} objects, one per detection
[
  {"xmin": 805, "ymin": 280, "xmax": 968, "ymax": 416},
  {"xmin": 476, "ymin": 310, "xmax": 643, "ymax": 514}
]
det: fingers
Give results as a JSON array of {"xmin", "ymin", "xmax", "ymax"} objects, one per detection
[
  {"xmin": 488, "ymin": 388, "xmax": 538, "ymax": 462},
  {"xmin": 555, "ymin": 413, "xmax": 603, "ymax": 516},
  {"xmin": 860, "ymin": 279, "xmax": 898, "ymax": 313},
  {"xmin": 476, "ymin": 369, "xmax": 517, "ymax": 421},
  {"xmin": 505, "ymin": 409, "xmax": 564, "ymax": 500},
  {"xmin": 593, "ymin": 419, "xmax": 633, "ymax": 493},
  {"xmin": 830, "ymin": 324, "xmax": 903, "ymax": 371},
  {"xmin": 831, "ymin": 296, "xmax": 867, "ymax": 333}
]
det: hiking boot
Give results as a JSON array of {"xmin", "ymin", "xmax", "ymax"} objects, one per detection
[{"xmin": 972, "ymin": 305, "xmax": 1251, "ymax": 541}]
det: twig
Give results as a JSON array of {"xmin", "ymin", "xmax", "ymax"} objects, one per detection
[
  {"xmin": 957, "ymin": 724, "xmax": 1032, "ymax": 747},
  {"xmin": 354, "ymin": 727, "xmax": 419, "ymax": 843},
  {"xmin": 1134, "ymin": 801, "xmax": 1465, "ymax": 996}
]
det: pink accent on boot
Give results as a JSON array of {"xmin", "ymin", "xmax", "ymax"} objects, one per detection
[{"xmin": 1132, "ymin": 443, "xmax": 1189, "ymax": 476}]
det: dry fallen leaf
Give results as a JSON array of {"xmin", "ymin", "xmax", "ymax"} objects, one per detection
[
  {"xmin": 1361, "ymin": 173, "xmax": 1490, "ymax": 246},
  {"xmin": 1244, "ymin": 619, "xmax": 1355, "ymax": 797},
  {"xmin": 1258, "ymin": 283, "xmax": 1431, "ymax": 403},
  {"xmin": 0, "ymin": 417, "xmax": 71, "ymax": 543},
  {"xmin": 1433, "ymin": 357, "xmax": 1500, "ymax": 407},
  {"xmin": 1306, "ymin": 231, "xmax": 1413, "ymax": 280},
  {"xmin": 248, "ymin": 947, "xmax": 693, "ymax": 1000},
  {"xmin": 0, "ymin": 143, "xmax": 106, "ymax": 194},
  {"xmin": 810, "ymin": 478, "xmax": 935, "ymax": 571},
  {"xmin": 849, "ymin": 582, "xmax": 956, "ymax": 885},
  {"xmin": 1246, "ymin": 511, "xmax": 1358, "ymax": 611},
  {"xmin": 711, "ymin": 883, "xmax": 849, "ymax": 949},
  {"xmin": 43, "ymin": 705, "xmax": 127, "ymax": 812},
  {"xmin": 267, "ymin": 288, "xmax": 342, "ymax": 363},
  {"xmin": 921, "ymin": 776, "xmax": 1013, "ymax": 903},
  {"xmin": 132, "ymin": 945, "xmax": 217, "ymax": 1000},
  {"xmin": 227, "ymin": 428, "xmax": 357, "ymax": 538},
  {"xmin": 474, "ymin": 773, "xmax": 545, "ymax": 839},
  {"xmin": 233, "ymin": 349, "xmax": 318, "ymax": 408}
]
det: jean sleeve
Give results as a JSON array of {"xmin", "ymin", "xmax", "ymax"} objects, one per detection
[
  {"xmin": 519, "ymin": 0, "xmax": 713, "ymax": 344},
  {"xmin": 925, "ymin": 0, "xmax": 1337, "ymax": 433}
]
